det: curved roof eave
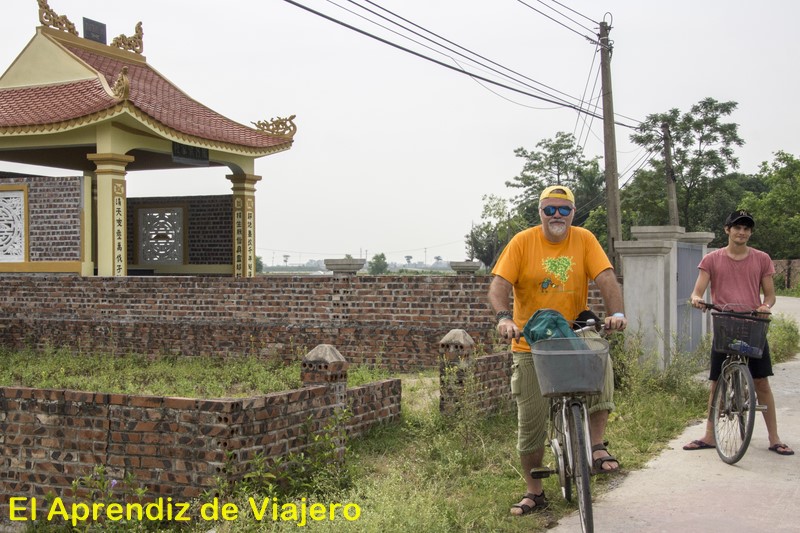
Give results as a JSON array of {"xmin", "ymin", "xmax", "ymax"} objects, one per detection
[{"xmin": 0, "ymin": 101, "xmax": 293, "ymax": 158}]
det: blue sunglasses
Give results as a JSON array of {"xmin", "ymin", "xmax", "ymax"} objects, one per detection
[{"xmin": 542, "ymin": 205, "xmax": 574, "ymax": 217}]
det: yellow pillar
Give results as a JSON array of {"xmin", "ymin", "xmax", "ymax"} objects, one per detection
[
  {"xmin": 87, "ymin": 153, "xmax": 134, "ymax": 276},
  {"xmin": 227, "ymin": 174, "xmax": 261, "ymax": 277}
]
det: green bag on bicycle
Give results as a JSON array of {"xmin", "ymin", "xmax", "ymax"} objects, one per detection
[{"xmin": 522, "ymin": 308, "xmax": 578, "ymax": 345}]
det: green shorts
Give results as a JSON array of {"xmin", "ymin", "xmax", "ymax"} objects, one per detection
[{"xmin": 511, "ymin": 337, "xmax": 615, "ymax": 456}]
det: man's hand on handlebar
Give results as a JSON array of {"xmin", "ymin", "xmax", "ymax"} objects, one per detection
[
  {"xmin": 603, "ymin": 315, "xmax": 627, "ymax": 331},
  {"xmin": 497, "ymin": 318, "xmax": 521, "ymax": 341},
  {"xmin": 690, "ymin": 296, "xmax": 707, "ymax": 311}
]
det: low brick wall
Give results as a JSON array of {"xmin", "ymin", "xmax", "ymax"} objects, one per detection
[
  {"xmin": 0, "ymin": 274, "xmax": 496, "ymax": 371},
  {"xmin": 0, "ymin": 375, "xmax": 401, "ymax": 521},
  {"xmin": 0, "ymin": 274, "xmax": 606, "ymax": 372},
  {"xmin": 773, "ymin": 259, "xmax": 800, "ymax": 289}
]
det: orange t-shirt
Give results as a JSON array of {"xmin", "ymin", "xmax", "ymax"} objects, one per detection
[{"xmin": 492, "ymin": 226, "xmax": 612, "ymax": 352}]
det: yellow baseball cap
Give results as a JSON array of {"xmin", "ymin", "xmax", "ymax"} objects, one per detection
[{"xmin": 539, "ymin": 185, "xmax": 575, "ymax": 203}]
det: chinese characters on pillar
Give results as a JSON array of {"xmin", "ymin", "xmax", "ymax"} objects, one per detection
[
  {"xmin": 246, "ymin": 199, "xmax": 255, "ymax": 277},
  {"xmin": 234, "ymin": 202, "xmax": 243, "ymax": 277},
  {"xmin": 233, "ymin": 197, "xmax": 256, "ymax": 277},
  {"xmin": 113, "ymin": 181, "xmax": 126, "ymax": 276}
]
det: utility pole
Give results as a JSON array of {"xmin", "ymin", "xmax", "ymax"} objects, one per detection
[
  {"xmin": 599, "ymin": 20, "xmax": 622, "ymax": 272},
  {"xmin": 661, "ymin": 122, "xmax": 680, "ymax": 226}
]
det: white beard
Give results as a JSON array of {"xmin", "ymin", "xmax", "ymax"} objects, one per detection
[{"xmin": 547, "ymin": 220, "xmax": 568, "ymax": 237}]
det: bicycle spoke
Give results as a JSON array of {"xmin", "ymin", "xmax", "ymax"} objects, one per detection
[{"xmin": 712, "ymin": 364, "xmax": 756, "ymax": 464}]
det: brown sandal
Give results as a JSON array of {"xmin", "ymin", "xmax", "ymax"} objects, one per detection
[
  {"xmin": 510, "ymin": 491, "xmax": 549, "ymax": 516},
  {"xmin": 591, "ymin": 443, "xmax": 620, "ymax": 474}
]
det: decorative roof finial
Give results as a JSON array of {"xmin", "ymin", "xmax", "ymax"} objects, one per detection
[
  {"xmin": 38, "ymin": 0, "xmax": 78, "ymax": 36},
  {"xmin": 252, "ymin": 115, "xmax": 297, "ymax": 138},
  {"xmin": 112, "ymin": 67, "xmax": 130, "ymax": 100},
  {"xmin": 111, "ymin": 21, "xmax": 144, "ymax": 54}
]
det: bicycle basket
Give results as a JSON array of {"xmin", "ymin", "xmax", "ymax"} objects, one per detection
[
  {"xmin": 711, "ymin": 311, "xmax": 770, "ymax": 359},
  {"xmin": 530, "ymin": 337, "xmax": 609, "ymax": 397}
]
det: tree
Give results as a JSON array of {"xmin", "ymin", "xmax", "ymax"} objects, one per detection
[
  {"xmin": 739, "ymin": 151, "xmax": 800, "ymax": 259},
  {"xmin": 368, "ymin": 253, "xmax": 389, "ymax": 274},
  {"xmin": 506, "ymin": 132, "xmax": 603, "ymax": 225},
  {"xmin": 255, "ymin": 255, "xmax": 264, "ymax": 273},
  {"xmin": 465, "ymin": 194, "xmax": 526, "ymax": 268},
  {"xmin": 629, "ymin": 97, "xmax": 744, "ymax": 231}
]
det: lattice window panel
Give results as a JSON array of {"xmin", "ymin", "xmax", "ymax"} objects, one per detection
[
  {"xmin": 138, "ymin": 207, "xmax": 184, "ymax": 264},
  {"xmin": 0, "ymin": 191, "xmax": 25, "ymax": 262}
]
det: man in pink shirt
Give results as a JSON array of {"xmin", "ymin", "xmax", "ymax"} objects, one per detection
[{"xmin": 683, "ymin": 210, "xmax": 793, "ymax": 456}]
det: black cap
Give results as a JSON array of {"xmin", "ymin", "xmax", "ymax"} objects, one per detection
[{"xmin": 724, "ymin": 210, "xmax": 755, "ymax": 228}]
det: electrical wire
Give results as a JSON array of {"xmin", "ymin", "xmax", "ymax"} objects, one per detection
[
  {"xmin": 282, "ymin": 0, "xmax": 638, "ymax": 128},
  {"xmin": 530, "ymin": 0, "xmax": 598, "ymax": 35},
  {"xmin": 341, "ymin": 0, "xmax": 597, "ymax": 111},
  {"xmin": 514, "ymin": 0, "xmax": 601, "ymax": 45}
]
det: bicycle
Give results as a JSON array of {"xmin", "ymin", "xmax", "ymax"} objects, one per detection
[
  {"xmin": 529, "ymin": 320, "xmax": 609, "ymax": 533},
  {"xmin": 698, "ymin": 301, "xmax": 770, "ymax": 464}
]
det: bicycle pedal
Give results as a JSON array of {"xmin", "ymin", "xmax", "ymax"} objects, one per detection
[
  {"xmin": 755, "ymin": 404, "xmax": 768, "ymax": 412},
  {"xmin": 529, "ymin": 467, "xmax": 554, "ymax": 479}
]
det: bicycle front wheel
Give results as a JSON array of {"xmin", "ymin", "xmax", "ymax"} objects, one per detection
[
  {"xmin": 569, "ymin": 403, "xmax": 593, "ymax": 533},
  {"xmin": 712, "ymin": 363, "xmax": 756, "ymax": 464}
]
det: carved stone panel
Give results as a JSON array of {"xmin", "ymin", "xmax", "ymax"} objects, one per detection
[
  {"xmin": 138, "ymin": 207, "xmax": 184, "ymax": 264},
  {"xmin": 0, "ymin": 191, "xmax": 25, "ymax": 262}
]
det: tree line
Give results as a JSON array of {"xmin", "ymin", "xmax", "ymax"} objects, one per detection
[{"xmin": 466, "ymin": 97, "xmax": 800, "ymax": 267}]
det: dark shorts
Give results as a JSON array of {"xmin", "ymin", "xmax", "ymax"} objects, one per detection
[{"xmin": 709, "ymin": 338, "xmax": 774, "ymax": 381}]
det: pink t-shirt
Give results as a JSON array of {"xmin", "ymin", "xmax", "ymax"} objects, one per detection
[{"xmin": 698, "ymin": 247, "xmax": 774, "ymax": 311}]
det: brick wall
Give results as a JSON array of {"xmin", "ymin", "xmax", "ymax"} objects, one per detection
[
  {"xmin": 126, "ymin": 195, "xmax": 232, "ymax": 265},
  {"xmin": 0, "ymin": 273, "xmax": 609, "ymax": 370},
  {"xmin": 773, "ymin": 259, "xmax": 800, "ymax": 289},
  {"xmin": 0, "ymin": 274, "xmax": 500, "ymax": 371},
  {"xmin": 0, "ymin": 377, "xmax": 401, "ymax": 521},
  {"xmin": 0, "ymin": 175, "xmax": 83, "ymax": 261}
]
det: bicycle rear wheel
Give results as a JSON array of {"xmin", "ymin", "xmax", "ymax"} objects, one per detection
[
  {"xmin": 712, "ymin": 363, "xmax": 756, "ymax": 464},
  {"xmin": 553, "ymin": 404, "xmax": 572, "ymax": 502},
  {"xmin": 569, "ymin": 403, "xmax": 593, "ymax": 533}
]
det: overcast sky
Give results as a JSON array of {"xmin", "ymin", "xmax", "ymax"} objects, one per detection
[{"xmin": 2, "ymin": 1, "xmax": 798, "ymax": 266}]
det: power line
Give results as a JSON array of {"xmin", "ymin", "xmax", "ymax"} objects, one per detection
[
  {"xmin": 542, "ymin": 0, "xmax": 598, "ymax": 26},
  {"xmin": 339, "ymin": 0, "xmax": 598, "ymax": 111},
  {"xmin": 281, "ymin": 0, "xmax": 638, "ymax": 128},
  {"xmin": 515, "ymin": 0, "xmax": 602, "ymax": 46}
]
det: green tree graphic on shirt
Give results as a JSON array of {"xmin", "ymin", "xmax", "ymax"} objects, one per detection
[{"xmin": 543, "ymin": 256, "xmax": 573, "ymax": 284}]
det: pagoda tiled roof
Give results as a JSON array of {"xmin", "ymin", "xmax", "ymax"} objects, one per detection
[{"xmin": 0, "ymin": 34, "xmax": 291, "ymax": 153}]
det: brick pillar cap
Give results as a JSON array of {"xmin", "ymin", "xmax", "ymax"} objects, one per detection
[
  {"xmin": 303, "ymin": 344, "xmax": 347, "ymax": 364},
  {"xmin": 439, "ymin": 329, "xmax": 475, "ymax": 348}
]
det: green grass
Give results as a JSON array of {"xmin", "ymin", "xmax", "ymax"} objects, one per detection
[
  {"xmin": 9, "ymin": 312, "xmax": 799, "ymax": 532},
  {"xmin": 0, "ymin": 346, "xmax": 387, "ymax": 398}
]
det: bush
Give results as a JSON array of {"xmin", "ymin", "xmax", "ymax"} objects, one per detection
[{"xmin": 768, "ymin": 313, "xmax": 800, "ymax": 364}]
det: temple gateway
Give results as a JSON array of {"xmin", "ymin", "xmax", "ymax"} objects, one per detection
[{"xmin": 0, "ymin": 1, "xmax": 295, "ymax": 276}]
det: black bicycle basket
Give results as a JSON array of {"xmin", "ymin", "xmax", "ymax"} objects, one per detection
[{"xmin": 711, "ymin": 311, "xmax": 770, "ymax": 358}]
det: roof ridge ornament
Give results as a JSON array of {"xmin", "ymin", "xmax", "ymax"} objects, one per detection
[
  {"xmin": 112, "ymin": 66, "xmax": 130, "ymax": 100},
  {"xmin": 37, "ymin": 0, "xmax": 78, "ymax": 36},
  {"xmin": 252, "ymin": 115, "xmax": 297, "ymax": 138},
  {"xmin": 111, "ymin": 21, "xmax": 144, "ymax": 54}
]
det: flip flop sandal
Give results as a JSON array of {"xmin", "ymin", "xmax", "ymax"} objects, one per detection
[
  {"xmin": 683, "ymin": 439, "xmax": 715, "ymax": 451},
  {"xmin": 592, "ymin": 443, "xmax": 621, "ymax": 474},
  {"xmin": 768, "ymin": 443, "xmax": 795, "ymax": 456},
  {"xmin": 510, "ymin": 491, "xmax": 549, "ymax": 516}
]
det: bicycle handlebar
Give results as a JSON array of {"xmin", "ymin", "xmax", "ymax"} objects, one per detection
[{"xmin": 694, "ymin": 300, "xmax": 768, "ymax": 317}]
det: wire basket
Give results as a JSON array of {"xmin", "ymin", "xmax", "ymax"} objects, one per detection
[
  {"xmin": 711, "ymin": 311, "xmax": 770, "ymax": 359},
  {"xmin": 530, "ymin": 337, "xmax": 609, "ymax": 397}
]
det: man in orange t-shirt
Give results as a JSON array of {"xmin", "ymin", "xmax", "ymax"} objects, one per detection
[{"xmin": 488, "ymin": 185, "xmax": 627, "ymax": 516}]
